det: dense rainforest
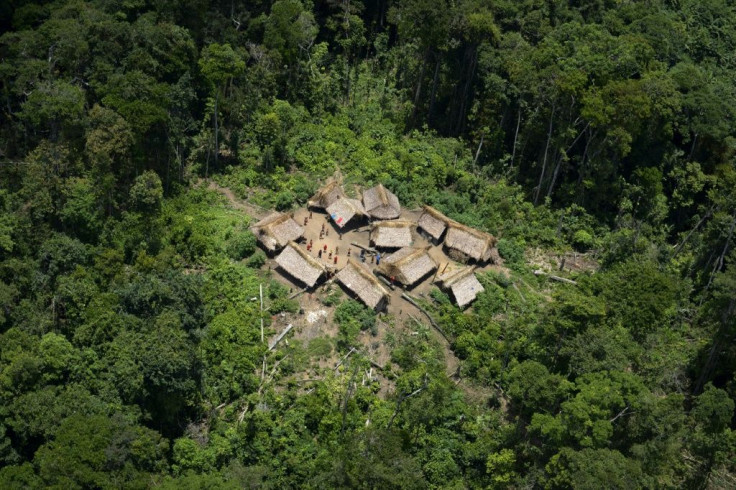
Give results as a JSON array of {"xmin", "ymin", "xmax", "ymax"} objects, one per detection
[{"xmin": 1, "ymin": 0, "xmax": 735, "ymax": 487}]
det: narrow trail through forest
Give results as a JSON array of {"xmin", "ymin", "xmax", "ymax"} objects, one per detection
[{"xmin": 203, "ymin": 179, "xmax": 269, "ymax": 220}]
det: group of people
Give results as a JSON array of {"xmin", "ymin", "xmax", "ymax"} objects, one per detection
[{"xmin": 302, "ymin": 211, "xmax": 383, "ymax": 267}]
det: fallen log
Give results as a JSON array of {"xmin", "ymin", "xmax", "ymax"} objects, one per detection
[
  {"xmin": 288, "ymin": 287, "xmax": 308, "ymax": 299},
  {"xmin": 268, "ymin": 323, "xmax": 294, "ymax": 351},
  {"xmin": 351, "ymin": 242, "xmax": 375, "ymax": 252},
  {"xmin": 334, "ymin": 347, "xmax": 357, "ymax": 370},
  {"xmin": 375, "ymin": 273, "xmax": 395, "ymax": 290},
  {"xmin": 533, "ymin": 269, "xmax": 578, "ymax": 285},
  {"xmin": 401, "ymin": 293, "xmax": 450, "ymax": 343}
]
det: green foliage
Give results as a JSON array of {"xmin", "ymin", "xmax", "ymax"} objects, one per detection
[
  {"xmin": 129, "ymin": 170, "xmax": 163, "ymax": 213},
  {"xmin": 505, "ymin": 360, "xmax": 572, "ymax": 418},
  {"xmin": 60, "ymin": 178, "xmax": 102, "ymax": 243},
  {"xmin": 546, "ymin": 448, "xmax": 646, "ymax": 489},
  {"xmin": 34, "ymin": 414, "xmax": 168, "ymax": 488},
  {"xmin": 595, "ymin": 260, "xmax": 685, "ymax": 340},
  {"xmin": 244, "ymin": 249, "xmax": 266, "ymax": 268},
  {"xmin": 496, "ymin": 237, "xmax": 525, "ymax": 265},
  {"xmin": 321, "ymin": 286, "xmax": 343, "ymax": 306},
  {"xmin": 225, "ymin": 230, "xmax": 256, "ymax": 261},
  {"xmin": 1, "ymin": 0, "xmax": 736, "ymax": 486},
  {"xmin": 334, "ymin": 299, "xmax": 377, "ymax": 346},
  {"xmin": 306, "ymin": 337, "xmax": 334, "ymax": 358},
  {"xmin": 571, "ymin": 230, "xmax": 594, "ymax": 251},
  {"xmin": 201, "ymin": 309, "xmax": 263, "ymax": 405}
]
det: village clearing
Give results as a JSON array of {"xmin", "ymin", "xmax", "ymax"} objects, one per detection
[{"xmin": 207, "ymin": 178, "xmax": 519, "ymax": 402}]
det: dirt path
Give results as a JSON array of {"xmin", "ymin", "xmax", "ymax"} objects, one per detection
[{"xmin": 203, "ymin": 179, "xmax": 269, "ymax": 220}]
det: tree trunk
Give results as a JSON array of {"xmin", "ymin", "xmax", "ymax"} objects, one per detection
[
  {"xmin": 534, "ymin": 104, "xmax": 556, "ymax": 205},
  {"xmin": 345, "ymin": 55, "xmax": 352, "ymax": 103},
  {"xmin": 473, "ymin": 133, "xmax": 484, "ymax": 167},
  {"xmin": 704, "ymin": 212, "xmax": 736, "ymax": 292},
  {"xmin": 511, "ymin": 105, "xmax": 522, "ymax": 168},
  {"xmin": 672, "ymin": 206, "xmax": 715, "ymax": 258},
  {"xmin": 688, "ymin": 132, "xmax": 698, "ymax": 161},
  {"xmin": 575, "ymin": 128, "xmax": 597, "ymax": 205},
  {"xmin": 410, "ymin": 48, "xmax": 430, "ymax": 127},
  {"xmin": 455, "ymin": 45, "xmax": 478, "ymax": 135},
  {"xmin": 546, "ymin": 151, "xmax": 563, "ymax": 199},
  {"xmin": 210, "ymin": 93, "xmax": 218, "ymax": 178},
  {"xmin": 427, "ymin": 57, "xmax": 441, "ymax": 125}
]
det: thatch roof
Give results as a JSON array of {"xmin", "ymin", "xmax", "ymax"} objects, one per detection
[
  {"xmin": 370, "ymin": 220, "xmax": 413, "ymax": 249},
  {"xmin": 362, "ymin": 184, "xmax": 401, "ymax": 219},
  {"xmin": 436, "ymin": 267, "xmax": 484, "ymax": 308},
  {"xmin": 275, "ymin": 242, "xmax": 326, "ymax": 287},
  {"xmin": 417, "ymin": 205, "xmax": 449, "ymax": 241},
  {"xmin": 443, "ymin": 221, "xmax": 496, "ymax": 262},
  {"xmin": 249, "ymin": 212, "xmax": 304, "ymax": 252},
  {"xmin": 336, "ymin": 259, "xmax": 390, "ymax": 310},
  {"xmin": 378, "ymin": 247, "xmax": 437, "ymax": 286},
  {"xmin": 326, "ymin": 197, "xmax": 365, "ymax": 228},
  {"xmin": 308, "ymin": 179, "xmax": 345, "ymax": 209}
]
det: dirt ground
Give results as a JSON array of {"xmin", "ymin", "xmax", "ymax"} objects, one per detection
[{"xmin": 526, "ymin": 246, "xmax": 599, "ymax": 274}]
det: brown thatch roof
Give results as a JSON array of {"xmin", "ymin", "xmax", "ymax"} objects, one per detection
[
  {"xmin": 370, "ymin": 220, "xmax": 413, "ymax": 249},
  {"xmin": 378, "ymin": 247, "xmax": 437, "ymax": 286},
  {"xmin": 308, "ymin": 179, "xmax": 345, "ymax": 209},
  {"xmin": 249, "ymin": 212, "xmax": 304, "ymax": 252},
  {"xmin": 362, "ymin": 184, "xmax": 401, "ymax": 219},
  {"xmin": 436, "ymin": 267, "xmax": 484, "ymax": 307},
  {"xmin": 326, "ymin": 197, "xmax": 365, "ymax": 228},
  {"xmin": 275, "ymin": 242, "xmax": 326, "ymax": 287},
  {"xmin": 336, "ymin": 259, "xmax": 390, "ymax": 310},
  {"xmin": 417, "ymin": 205, "xmax": 449, "ymax": 241},
  {"xmin": 443, "ymin": 221, "xmax": 496, "ymax": 262}
]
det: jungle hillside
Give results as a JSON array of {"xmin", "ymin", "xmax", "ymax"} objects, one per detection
[{"xmin": 1, "ymin": 0, "xmax": 736, "ymax": 488}]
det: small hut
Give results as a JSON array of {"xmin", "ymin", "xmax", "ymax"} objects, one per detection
[
  {"xmin": 443, "ymin": 222, "xmax": 496, "ymax": 263},
  {"xmin": 362, "ymin": 184, "xmax": 401, "ymax": 220},
  {"xmin": 326, "ymin": 197, "xmax": 366, "ymax": 229},
  {"xmin": 275, "ymin": 242, "xmax": 326, "ymax": 288},
  {"xmin": 417, "ymin": 205, "xmax": 450, "ymax": 243},
  {"xmin": 370, "ymin": 220, "xmax": 413, "ymax": 249},
  {"xmin": 308, "ymin": 179, "xmax": 345, "ymax": 209},
  {"xmin": 436, "ymin": 267, "xmax": 484, "ymax": 308},
  {"xmin": 336, "ymin": 259, "xmax": 390, "ymax": 311},
  {"xmin": 249, "ymin": 212, "xmax": 304, "ymax": 253},
  {"xmin": 378, "ymin": 247, "xmax": 437, "ymax": 287}
]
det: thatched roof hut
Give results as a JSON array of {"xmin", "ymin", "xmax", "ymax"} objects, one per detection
[
  {"xmin": 336, "ymin": 259, "xmax": 390, "ymax": 311},
  {"xmin": 443, "ymin": 221, "xmax": 496, "ymax": 263},
  {"xmin": 436, "ymin": 267, "xmax": 484, "ymax": 308},
  {"xmin": 417, "ymin": 205, "xmax": 450, "ymax": 242},
  {"xmin": 275, "ymin": 242, "xmax": 326, "ymax": 287},
  {"xmin": 370, "ymin": 220, "xmax": 413, "ymax": 249},
  {"xmin": 362, "ymin": 184, "xmax": 401, "ymax": 219},
  {"xmin": 326, "ymin": 197, "xmax": 365, "ymax": 228},
  {"xmin": 249, "ymin": 212, "xmax": 304, "ymax": 252},
  {"xmin": 308, "ymin": 179, "xmax": 345, "ymax": 209},
  {"xmin": 378, "ymin": 247, "xmax": 437, "ymax": 287}
]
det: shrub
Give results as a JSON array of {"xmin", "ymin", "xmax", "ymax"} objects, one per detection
[
  {"xmin": 497, "ymin": 238, "xmax": 525, "ymax": 265},
  {"xmin": 321, "ymin": 287, "xmax": 343, "ymax": 306},
  {"xmin": 245, "ymin": 250, "xmax": 266, "ymax": 269},
  {"xmin": 572, "ymin": 230, "xmax": 595, "ymax": 251},
  {"xmin": 274, "ymin": 190, "xmax": 295, "ymax": 211},
  {"xmin": 334, "ymin": 300, "xmax": 377, "ymax": 347},
  {"xmin": 226, "ymin": 231, "xmax": 257, "ymax": 260}
]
